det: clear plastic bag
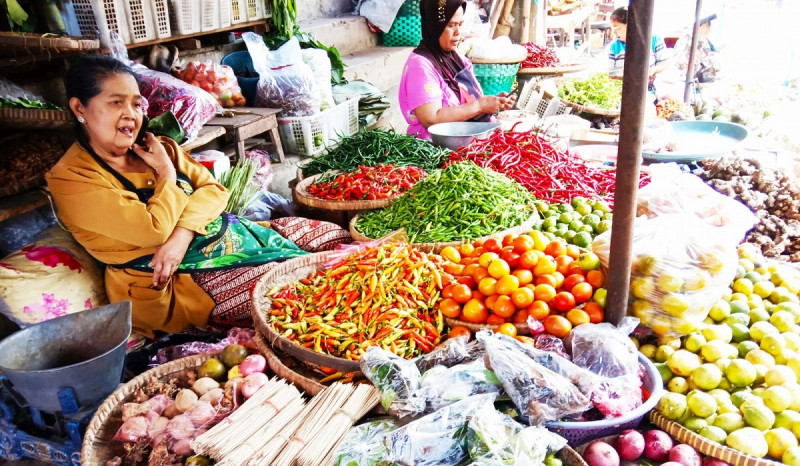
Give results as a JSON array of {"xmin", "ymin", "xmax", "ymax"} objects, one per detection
[
  {"xmin": 565, "ymin": 317, "xmax": 640, "ymax": 379},
  {"xmin": 467, "ymin": 404, "xmax": 567, "ymax": 465},
  {"xmin": 242, "ymin": 33, "xmax": 321, "ymax": 116},
  {"xmin": 0, "ymin": 76, "xmax": 40, "ymax": 100},
  {"xmin": 593, "ymin": 215, "xmax": 739, "ymax": 337},
  {"xmin": 420, "ymin": 358, "xmax": 503, "ymax": 411},
  {"xmin": 359, "ymin": 346, "xmax": 426, "ymax": 418},
  {"xmin": 637, "ymin": 164, "xmax": 757, "ymax": 242},
  {"xmin": 173, "ymin": 61, "xmax": 246, "ymax": 108},
  {"xmin": 385, "ymin": 393, "xmax": 497, "ymax": 466},
  {"xmin": 478, "ymin": 332, "xmax": 592, "ymax": 426},
  {"xmin": 415, "ymin": 334, "xmax": 471, "ymax": 373},
  {"xmin": 332, "ymin": 418, "xmax": 398, "ymax": 466},
  {"xmin": 244, "ymin": 146, "xmax": 274, "ymax": 192},
  {"xmin": 301, "ymin": 48, "xmax": 334, "ymax": 110}
]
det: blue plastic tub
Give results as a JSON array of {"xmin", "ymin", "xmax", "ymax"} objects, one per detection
[{"xmin": 221, "ymin": 51, "xmax": 259, "ymax": 106}]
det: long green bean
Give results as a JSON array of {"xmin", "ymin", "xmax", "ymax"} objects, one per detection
[
  {"xmin": 355, "ymin": 162, "xmax": 537, "ymax": 243},
  {"xmin": 301, "ymin": 129, "xmax": 450, "ymax": 176}
]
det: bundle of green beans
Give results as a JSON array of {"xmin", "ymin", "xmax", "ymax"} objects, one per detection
[
  {"xmin": 355, "ymin": 162, "xmax": 537, "ymax": 243},
  {"xmin": 217, "ymin": 158, "xmax": 261, "ymax": 216},
  {"xmin": 301, "ymin": 129, "xmax": 450, "ymax": 176}
]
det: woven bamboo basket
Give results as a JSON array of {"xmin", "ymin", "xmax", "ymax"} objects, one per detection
[
  {"xmin": 0, "ymin": 108, "xmax": 72, "ymax": 129},
  {"xmin": 82, "ymin": 351, "xmax": 221, "ymax": 464},
  {"xmin": 349, "ymin": 212, "xmax": 540, "ymax": 254},
  {"xmin": 251, "ymin": 251, "xmax": 365, "ymax": 373},
  {"xmin": 293, "ymin": 172, "xmax": 400, "ymax": 211},
  {"xmin": 537, "ymin": 78, "xmax": 621, "ymax": 118},
  {"xmin": 650, "ymin": 411, "xmax": 783, "ymax": 466},
  {"xmin": 255, "ymin": 330, "xmax": 327, "ymax": 396}
]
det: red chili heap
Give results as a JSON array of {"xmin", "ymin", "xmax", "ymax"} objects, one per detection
[
  {"xmin": 446, "ymin": 129, "xmax": 650, "ymax": 207},
  {"xmin": 266, "ymin": 243, "xmax": 445, "ymax": 360},
  {"xmin": 306, "ymin": 164, "xmax": 427, "ymax": 201},
  {"xmin": 521, "ymin": 42, "xmax": 561, "ymax": 68}
]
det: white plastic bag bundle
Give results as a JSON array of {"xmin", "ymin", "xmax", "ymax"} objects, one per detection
[
  {"xmin": 301, "ymin": 48, "xmax": 334, "ymax": 110},
  {"xmin": 358, "ymin": 0, "xmax": 406, "ymax": 33}
]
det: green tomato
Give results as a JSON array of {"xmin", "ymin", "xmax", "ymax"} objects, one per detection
[{"xmin": 593, "ymin": 288, "xmax": 607, "ymax": 307}]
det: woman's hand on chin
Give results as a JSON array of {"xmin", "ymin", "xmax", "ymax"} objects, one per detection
[{"xmin": 131, "ymin": 133, "xmax": 176, "ymax": 183}]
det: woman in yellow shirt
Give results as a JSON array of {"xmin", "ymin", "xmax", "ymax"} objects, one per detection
[{"xmin": 46, "ymin": 55, "xmax": 305, "ymax": 337}]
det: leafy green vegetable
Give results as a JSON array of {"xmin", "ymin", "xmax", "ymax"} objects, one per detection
[
  {"xmin": 217, "ymin": 158, "xmax": 261, "ymax": 216},
  {"xmin": 269, "ymin": 0, "xmax": 296, "ymax": 37},
  {"xmin": 557, "ymin": 73, "xmax": 623, "ymax": 110},
  {"xmin": 0, "ymin": 96, "xmax": 63, "ymax": 110},
  {"xmin": 263, "ymin": 29, "xmax": 347, "ymax": 84}
]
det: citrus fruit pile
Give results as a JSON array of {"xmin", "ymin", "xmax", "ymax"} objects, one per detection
[
  {"xmin": 643, "ymin": 244, "xmax": 800, "ymax": 463},
  {"xmin": 532, "ymin": 197, "xmax": 612, "ymax": 248},
  {"xmin": 437, "ymin": 231, "xmax": 607, "ymax": 339}
]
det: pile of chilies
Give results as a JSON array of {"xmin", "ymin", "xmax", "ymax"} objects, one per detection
[
  {"xmin": 521, "ymin": 42, "xmax": 560, "ymax": 68},
  {"xmin": 306, "ymin": 164, "xmax": 426, "ymax": 201},
  {"xmin": 446, "ymin": 128, "xmax": 651, "ymax": 207},
  {"xmin": 266, "ymin": 243, "xmax": 445, "ymax": 361}
]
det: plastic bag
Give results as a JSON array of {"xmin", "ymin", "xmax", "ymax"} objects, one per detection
[
  {"xmin": 589, "ymin": 373, "xmax": 643, "ymax": 419},
  {"xmin": 173, "ymin": 61, "xmax": 246, "ymax": 108},
  {"xmin": 359, "ymin": 346, "xmax": 426, "ymax": 417},
  {"xmin": 302, "ymin": 48, "xmax": 334, "ymax": 110},
  {"xmin": 333, "ymin": 418, "xmax": 398, "ymax": 466},
  {"xmin": 242, "ymin": 33, "xmax": 321, "ymax": 116},
  {"xmin": 478, "ymin": 331, "xmax": 592, "ymax": 426},
  {"xmin": 566, "ymin": 317, "xmax": 640, "ymax": 379},
  {"xmin": 385, "ymin": 393, "xmax": 497, "ymax": 466},
  {"xmin": 148, "ymin": 328, "xmax": 256, "ymax": 367},
  {"xmin": 358, "ymin": 0, "xmax": 405, "ymax": 33},
  {"xmin": 0, "ymin": 76, "xmax": 41, "ymax": 100},
  {"xmin": 415, "ymin": 334, "xmax": 472, "ymax": 372},
  {"xmin": 467, "ymin": 404, "xmax": 567, "ymax": 465},
  {"xmin": 593, "ymin": 215, "xmax": 739, "ymax": 337},
  {"xmin": 244, "ymin": 146, "xmax": 274, "ymax": 191},
  {"xmin": 190, "ymin": 149, "xmax": 231, "ymax": 179},
  {"xmin": 637, "ymin": 164, "xmax": 756, "ymax": 242},
  {"xmin": 420, "ymin": 358, "xmax": 503, "ymax": 411},
  {"xmin": 242, "ymin": 191, "xmax": 297, "ymax": 221},
  {"xmin": 133, "ymin": 63, "xmax": 222, "ymax": 140}
]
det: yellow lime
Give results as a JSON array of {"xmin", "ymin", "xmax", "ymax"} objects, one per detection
[
  {"xmin": 702, "ymin": 324, "xmax": 733, "ymax": 343},
  {"xmin": 684, "ymin": 333, "xmax": 707, "ymax": 353},
  {"xmin": 746, "ymin": 349, "xmax": 776, "ymax": 368},
  {"xmin": 715, "ymin": 358, "xmax": 732, "ymax": 374},
  {"xmin": 687, "ymin": 390, "xmax": 717, "ymax": 418},
  {"xmin": 784, "ymin": 446, "xmax": 800, "ymax": 466},
  {"xmin": 718, "ymin": 402, "xmax": 740, "ymax": 414},
  {"xmin": 787, "ymin": 355, "xmax": 800, "ymax": 380},
  {"xmin": 763, "ymin": 385, "xmax": 792, "ymax": 412},
  {"xmin": 737, "ymin": 341, "xmax": 759, "ymax": 359},
  {"xmin": 692, "ymin": 363, "xmax": 723, "ymax": 390},
  {"xmin": 775, "ymin": 410, "xmax": 800, "ymax": 430},
  {"xmin": 639, "ymin": 344, "xmax": 657, "ymax": 360},
  {"xmin": 784, "ymin": 279, "xmax": 800, "ymax": 294},
  {"xmin": 713, "ymin": 412, "xmax": 746, "ymax": 433},
  {"xmin": 702, "ymin": 252, "xmax": 726, "ymax": 274},
  {"xmin": 766, "ymin": 428, "xmax": 798, "ymax": 459},
  {"xmin": 657, "ymin": 392, "xmax": 688, "ymax": 420},
  {"xmin": 698, "ymin": 425, "xmax": 728, "ymax": 444},
  {"xmin": 663, "ymin": 292, "xmax": 690, "ymax": 316},
  {"xmin": 784, "ymin": 332, "xmax": 800, "ymax": 352},
  {"xmin": 657, "ymin": 273, "xmax": 683, "ymax": 293},
  {"xmin": 748, "ymin": 294, "xmax": 764, "ymax": 309},
  {"xmin": 733, "ymin": 278, "xmax": 755, "ymax": 295},
  {"xmin": 708, "ymin": 388, "xmax": 732, "ymax": 407},
  {"xmin": 685, "ymin": 271, "xmax": 710, "ymax": 292},
  {"xmin": 659, "ymin": 335, "xmax": 683, "ymax": 350},
  {"xmin": 668, "ymin": 376, "xmax": 689, "ymax": 394},
  {"xmin": 742, "ymin": 400, "xmax": 776, "ymax": 430},
  {"xmin": 771, "ymin": 286, "xmax": 797, "ymax": 304},
  {"xmin": 656, "ymin": 345, "xmax": 676, "ymax": 363},
  {"xmin": 749, "ymin": 308, "xmax": 771, "ymax": 324},
  {"xmin": 630, "ymin": 336, "xmax": 640, "ymax": 349},
  {"xmin": 761, "ymin": 334, "xmax": 787, "ymax": 357},
  {"xmin": 630, "ymin": 276, "xmax": 655, "ymax": 299},
  {"xmin": 668, "ymin": 349, "xmax": 702, "ymax": 377},
  {"xmin": 754, "ymin": 280, "xmax": 776, "ymax": 299},
  {"xmin": 726, "ymin": 359, "xmax": 758, "ymax": 387},
  {"xmin": 754, "ymin": 364, "xmax": 769, "ymax": 385},
  {"xmin": 730, "ymin": 323, "xmax": 751, "ymax": 343},
  {"xmin": 751, "ymin": 321, "xmax": 780, "ymax": 342},
  {"xmin": 739, "ymin": 258, "xmax": 756, "ymax": 273},
  {"xmin": 708, "ymin": 300, "xmax": 732, "ymax": 322},
  {"xmin": 725, "ymin": 312, "xmax": 751, "ymax": 326},
  {"xmin": 786, "ymin": 384, "xmax": 800, "ymax": 411},
  {"xmin": 771, "ymin": 310, "xmax": 797, "ymax": 333},
  {"xmin": 701, "ymin": 340, "xmax": 735, "ymax": 363},
  {"xmin": 766, "ymin": 365, "xmax": 798, "ymax": 386},
  {"xmin": 776, "ymin": 302, "xmax": 800, "ymax": 319}
]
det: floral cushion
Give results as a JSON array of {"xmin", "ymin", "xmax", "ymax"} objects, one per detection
[
  {"xmin": 0, "ymin": 227, "xmax": 108, "ymax": 327},
  {"xmin": 269, "ymin": 217, "xmax": 352, "ymax": 252}
]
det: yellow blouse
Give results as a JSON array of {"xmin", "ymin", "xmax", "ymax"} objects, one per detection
[{"xmin": 46, "ymin": 137, "xmax": 229, "ymax": 337}]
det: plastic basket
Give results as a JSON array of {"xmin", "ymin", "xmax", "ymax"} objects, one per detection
[
  {"xmin": 517, "ymin": 81, "xmax": 572, "ymax": 118},
  {"xmin": 473, "ymin": 62, "xmax": 521, "ymax": 96},
  {"xmin": 122, "ymin": 0, "xmax": 158, "ymax": 43},
  {"xmin": 383, "ymin": 15, "xmax": 421, "ymax": 47},
  {"xmin": 200, "ymin": 0, "xmax": 220, "ymax": 32},
  {"xmin": 168, "ymin": 0, "xmax": 200, "ymax": 34},
  {"xmin": 72, "ymin": 0, "xmax": 130, "ymax": 47},
  {"xmin": 148, "ymin": 0, "xmax": 171, "ymax": 38},
  {"xmin": 218, "ymin": 0, "xmax": 231, "ymax": 27},
  {"xmin": 544, "ymin": 353, "xmax": 664, "ymax": 447},
  {"xmin": 245, "ymin": 0, "xmax": 266, "ymax": 20},
  {"xmin": 397, "ymin": 0, "xmax": 420, "ymax": 17},
  {"xmin": 221, "ymin": 51, "xmax": 258, "ymax": 105},
  {"xmin": 230, "ymin": 0, "xmax": 247, "ymax": 23},
  {"xmin": 278, "ymin": 97, "xmax": 360, "ymax": 156}
]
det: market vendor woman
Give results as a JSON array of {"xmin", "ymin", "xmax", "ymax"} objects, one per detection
[
  {"xmin": 399, "ymin": 0, "xmax": 515, "ymax": 139},
  {"xmin": 46, "ymin": 55, "xmax": 305, "ymax": 338}
]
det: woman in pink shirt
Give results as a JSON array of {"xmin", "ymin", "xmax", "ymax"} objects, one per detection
[{"xmin": 399, "ymin": 0, "xmax": 516, "ymax": 139}]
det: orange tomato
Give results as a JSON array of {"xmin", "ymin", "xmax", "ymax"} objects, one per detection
[
  {"xmin": 472, "ymin": 238, "xmax": 486, "ymax": 248},
  {"xmin": 451, "ymin": 284, "xmax": 473, "ymax": 304},
  {"xmin": 586, "ymin": 269, "xmax": 605, "ymax": 289},
  {"xmin": 544, "ymin": 239, "xmax": 567, "ymax": 258},
  {"xmin": 441, "ymin": 272, "xmax": 454, "ymax": 287},
  {"xmin": 442, "ymin": 262, "xmax": 465, "ymax": 275},
  {"xmin": 566, "ymin": 262, "xmax": 585, "ymax": 277},
  {"xmin": 457, "ymin": 276, "xmax": 477, "ymax": 289},
  {"xmin": 448, "ymin": 325, "xmax": 471, "ymax": 340},
  {"xmin": 527, "ymin": 300, "xmax": 551, "ymax": 320},
  {"xmin": 583, "ymin": 301, "xmax": 605, "ymax": 323},
  {"xmin": 483, "ymin": 238, "xmax": 502, "ymax": 253},
  {"xmin": 495, "ymin": 322, "xmax": 518, "ymax": 337},
  {"xmin": 463, "ymin": 263, "xmax": 479, "ymax": 278},
  {"xmin": 553, "ymin": 291, "xmax": 576, "ymax": 312},
  {"xmin": 485, "ymin": 294, "xmax": 499, "ymax": 311},
  {"xmin": 555, "ymin": 255, "xmax": 574, "ymax": 275},
  {"xmin": 571, "ymin": 282, "xmax": 594, "ymax": 303},
  {"xmin": 439, "ymin": 298, "xmax": 462, "ymax": 318},
  {"xmin": 565, "ymin": 244, "xmax": 582, "ymax": 259},
  {"xmin": 492, "ymin": 295, "xmax": 516, "ymax": 318},
  {"xmin": 535, "ymin": 274, "xmax": 558, "ymax": 287},
  {"xmin": 566, "ymin": 308, "xmax": 591, "ymax": 326},
  {"xmin": 518, "ymin": 250, "xmax": 540, "ymax": 269},
  {"xmin": 533, "ymin": 255, "xmax": 557, "ymax": 275},
  {"xmin": 488, "ymin": 259, "xmax": 511, "ymax": 279},
  {"xmin": 511, "ymin": 287, "xmax": 535, "ymax": 308},
  {"xmin": 479, "ymin": 252, "xmax": 500, "ymax": 268},
  {"xmin": 513, "ymin": 234, "xmax": 535, "ymax": 253},
  {"xmin": 486, "ymin": 314, "xmax": 506, "ymax": 325},
  {"xmin": 533, "ymin": 283, "xmax": 557, "ymax": 302},
  {"xmin": 552, "ymin": 271, "xmax": 565, "ymax": 288},
  {"xmin": 473, "ymin": 266, "xmax": 491, "ymax": 283},
  {"xmin": 442, "ymin": 284, "xmax": 455, "ymax": 299},
  {"xmin": 472, "ymin": 290, "xmax": 484, "ymax": 300},
  {"xmin": 478, "ymin": 277, "xmax": 498, "ymax": 297},
  {"xmin": 502, "ymin": 234, "xmax": 515, "ymax": 247},
  {"xmin": 495, "ymin": 275, "xmax": 520, "ymax": 295},
  {"xmin": 543, "ymin": 315, "xmax": 573, "ymax": 338},
  {"xmin": 512, "ymin": 309, "xmax": 529, "ymax": 324},
  {"xmin": 440, "ymin": 246, "xmax": 462, "ymax": 264},
  {"xmin": 459, "ymin": 243, "xmax": 475, "ymax": 257},
  {"xmin": 562, "ymin": 273, "xmax": 586, "ymax": 291},
  {"xmin": 461, "ymin": 299, "xmax": 488, "ymax": 323},
  {"xmin": 512, "ymin": 269, "xmax": 534, "ymax": 286},
  {"xmin": 472, "ymin": 246, "xmax": 487, "ymax": 257}
]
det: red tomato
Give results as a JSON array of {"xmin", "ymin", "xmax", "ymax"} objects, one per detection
[
  {"xmin": 552, "ymin": 292, "xmax": 576, "ymax": 312},
  {"xmin": 500, "ymin": 249, "xmax": 521, "ymax": 269},
  {"xmin": 562, "ymin": 274, "xmax": 586, "ymax": 291},
  {"xmin": 586, "ymin": 269, "xmax": 605, "ymax": 289},
  {"xmin": 513, "ymin": 234, "xmax": 534, "ymax": 253},
  {"xmin": 571, "ymin": 282, "xmax": 594, "ymax": 303},
  {"xmin": 451, "ymin": 284, "xmax": 473, "ymax": 304},
  {"xmin": 483, "ymin": 238, "xmax": 502, "ymax": 253},
  {"xmin": 518, "ymin": 250, "xmax": 539, "ymax": 269},
  {"xmin": 502, "ymin": 234, "xmax": 515, "ymax": 247}
]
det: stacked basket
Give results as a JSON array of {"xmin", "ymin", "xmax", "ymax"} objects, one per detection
[{"xmin": 383, "ymin": 0, "xmax": 421, "ymax": 47}]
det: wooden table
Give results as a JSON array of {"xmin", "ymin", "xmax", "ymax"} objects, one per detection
[
  {"xmin": 180, "ymin": 126, "xmax": 227, "ymax": 152},
  {"xmin": 206, "ymin": 107, "xmax": 284, "ymax": 162}
]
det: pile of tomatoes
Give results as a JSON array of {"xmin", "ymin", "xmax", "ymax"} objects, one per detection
[
  {"xmin": 173, "ymin": 62, "xmax": 247, "ymax": 108},
  {"xmin": 438, "ymin": 231, "xmax": 607, "ymax": 339}
]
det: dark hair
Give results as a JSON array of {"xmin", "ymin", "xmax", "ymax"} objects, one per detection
[
  {"xmin": 65, "ymin": 55, "xmax": 137, "ymax": 145},
  {"xmin": 611, "ymin": 7, "xmax": 627, "ymax": 24}
]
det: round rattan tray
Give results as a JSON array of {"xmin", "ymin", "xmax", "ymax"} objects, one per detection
[
  {"xmin": 650, "ymin": 411, "xmax": 782, "ymax": 466},
  {"xmin": 251, "ymin": 251, "xmax": 364, "ymax": 373},
  {"xmin": 445, "ymin": 318, "xmax": 529, "ymax": 335},
  {"xmin": 349, "ymin": 212, "xmax": 540, "ymax": 254},
  {"xmin": 82, "ymin": 351, "xmax": 221, "ymax": 464},
  {"xmin": 537, "ymin": 78, "xmax": 621, "ymax": 117},
  {"xmin": 0, "ymin": 107, "xmax": 72, "ymax": 129},
  {"xmin": 293, "ymin": 172, "xmax": 400, "ymax": 211},
  {"xmin": 255, "ymin": 330, "xmax": 327, "ymax": 396},
  {"xmin": 518, "ymin": 62, "xmax": 588, "ymax": 75}
]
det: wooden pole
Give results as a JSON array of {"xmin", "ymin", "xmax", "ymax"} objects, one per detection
[
  {"xmin": 684, "ymin": 0, "xmax": 703, "ymax": 102},
  {"xmin": 521, "ymin": 0, "xmax": 533, "ymax": 43},
  {"xmin": 605, "ymin": 0, "xmax": 655, "ymax": 325},
  {"xmin": 489, "ymin": 0, "xmax": 507, "ymax": 38}
]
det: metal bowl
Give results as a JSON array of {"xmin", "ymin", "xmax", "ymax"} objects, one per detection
[
  {"xmin": 641, "ymin": 120, "xmax": 749, "ymax": 163},
  {"xmin": 428, "ymin": 122, "xmax": 501, "ymax": 150}
]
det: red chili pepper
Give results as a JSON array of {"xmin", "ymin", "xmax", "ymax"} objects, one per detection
[{"xmin": 307, "ymin": 164, "xmax": 426, "ymax": 201}]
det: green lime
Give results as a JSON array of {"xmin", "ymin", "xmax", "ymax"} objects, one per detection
[
  {"xmin": 731, "ymin": 389, "xmax": 754, "ymax": 408},
  {"xmin": 578, "ymin": 224, "xmax": 594, "ymax": 234},
  {"xmin": 749, "ymin": 308, "xmax": 771, "ymax": 325},
  {"xmin": 568, "ymin": 220, "xmax": 584, "ymax": 231},
  {"xmin": 592, "ymin": 200, "xmax": 611, "ymax": 213},
  {"xmin": 542, "ymin": 217, "xmax": 558, "ymax": 230},
  {"xmin": 668, "ymin": 376, "xmax": 689, "ymax": 394},
  {"xmin": 708, "ymin": 300, "xmax": 732, "ymax": 321},
  {"xmin": 763, "ymin": 385, "xmax": 792, "ymax": 412},
  {"xmin": 692, "ymin": 363, "xmax": 723, "ymax": 390},
  {"xmin": 729, "ymin": 300, "xmax": 750, "ymax": 315},
  {"xmin": 581, "ymin": 214, "xmax": 601, "ymax": 229},
  {"xmin": 596, "ymin": 220, "xmax": 611, "ymax": 234},
  {"xmin": 698, "ymin": 425, "xmax": 728, "ymax": 444},
  {"xmin": 658, "ymin": 392, "xmax": 688, "ymax": 420},
  {"xmin": 572, "ymin": 231, "xmax": 592, "ymax": 249},
  {"xmin": 775, "ymin": 410, "xmax": 800, "ymax": 430},
  {"xmin": 684, "ymin": 333, "xmax": 707, "ymax": 353},
  {"xmin": 713, "ymin": 412, "xmax": 746, "ymax": 433},
  {"xmin": 220, "ymin": 344, "xmax": 248, "ymax": 368},
  {"xmin": 742, "ymin": 400, "xmax": 776, "ymax": 430},
  {"xmin": 726, "ymin": 359, "xmax": 757, "ymax": 387},
  {"xmin": 558, "ymin": 212, "xmax": 572, "ymax": 223},
  {"xmin": 730, "ymin": 323, "xmax": 751, "ymax": 343},
  {"xmin": 575, "ymin": 202, "xmax": 593, "ymax": 216},
  {"xmin": 684, "ymin": 416, "xmax": 708, "ymax": 432},
  {"xmin": 737, "ymin": 340, "xmax": 759, "ymax": 358},
  {"xmin": 197, "ymin": 358, "xmax": 227, "ymax": 381},
  {"xmin": 655, "ymin": 362, "xmax": 674, "ymax": 383}
]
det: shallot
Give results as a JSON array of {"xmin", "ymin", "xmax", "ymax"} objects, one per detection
[
  {"xmin": 186, "ymin": 401, "xmax": 217, "ymax": 428},
  {"xmin": 112, "ymin": 416, "xmax": 150, "ymax": 442},
  {"xmin": 238, "ymin": 354, "xmax": 266, "ymax": 376},
  {"xmin": 199, "ymin": 387, "xmax": 224, "ymax": 405},
  {"xmin": 241, "ymin": 372, "xmax": 268, "ymax": 399},
  {"xmin": 166, "ymin": 414, "xmax": 196, "ymax": 441}
]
